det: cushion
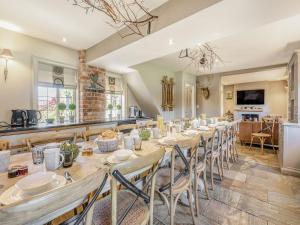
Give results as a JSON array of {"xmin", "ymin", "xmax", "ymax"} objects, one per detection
[{"xmin": 92, "ymin": 190, "xmax": 149, "ymax": 225}]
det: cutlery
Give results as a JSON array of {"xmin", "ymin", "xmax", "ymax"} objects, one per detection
[{"xmin": 64, "ymin": 171, "xmax": 73, "ymax": 183}]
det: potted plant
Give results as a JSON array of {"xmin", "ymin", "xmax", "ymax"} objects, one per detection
[
  {"xmin": 139, "ymin": 128, "xmax": 151, "ymax": 141},
  {"xmin": 60, "ymin": 141, "xmax": 79, "ymax": 167},
  {"xmin": 58, "ymin": 103, "xmax": 66, "ymax": 124},
  {"xmin": 68, "ymin": 103, "xmax": 76, "ymax": 123},
  {"xmin": 107, "ymin": 104, "xmax": 113, "ymax": 120},
  {"xmin": 116, "ymin": 104, "xmax": 122, "ymax": 120}
]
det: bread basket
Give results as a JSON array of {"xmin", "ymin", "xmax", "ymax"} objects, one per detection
[{"xmin": 95, "ymin": 138, "xmax": 118, "ymax": 153}]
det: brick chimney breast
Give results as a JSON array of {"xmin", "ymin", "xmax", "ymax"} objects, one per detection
[{"xmin": 78, "ymin": 50, "xmax": 106, "ymax": 122}]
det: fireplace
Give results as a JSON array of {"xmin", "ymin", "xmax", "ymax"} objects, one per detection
[{"xmin": 242, "ymin": 114, "xmax": 259, "ymax": 121}]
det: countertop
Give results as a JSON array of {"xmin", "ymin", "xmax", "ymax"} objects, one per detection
[{"xmin": 0, "ymin": 117, "xmax": 151, "ymax": 135}]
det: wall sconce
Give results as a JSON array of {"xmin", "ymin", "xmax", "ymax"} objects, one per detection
[{"xmin": 0, "ymin": 49, "xmax": 14, "ymax": 82}]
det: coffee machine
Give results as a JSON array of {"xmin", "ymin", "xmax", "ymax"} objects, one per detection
[
  {"xmin": 129, "ymin": 106, "xmax": 138, "ymax": 118},
  {"xmin": 11, "ymin": 110, "xmax": 27, "ymax": 127},
  {"xmin": 26, "ymin": 110, "xmax": 42, "ymax": 125}
]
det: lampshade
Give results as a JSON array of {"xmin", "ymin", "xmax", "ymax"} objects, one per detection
[{"xmin": 0, "ymin": 49, "xmax": 14, "ymax": 59}]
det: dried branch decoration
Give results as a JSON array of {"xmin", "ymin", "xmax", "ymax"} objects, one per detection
[
  {"xmin": 71, "ymin": 0, "xmax": 158, "ymax": 38},
  {"xmin": 179, "ymin": 43, "xmax": 222, "ymax": 73}
]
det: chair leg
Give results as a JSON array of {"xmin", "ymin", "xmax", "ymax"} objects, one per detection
[
  {"xmin": 220, "ymin": 151, "xmax": 224, "ymax": 176},
  {"xmin": 210, "ymin": 158, "xmax": 214, "ymax": 190},
  {"xmin": 194, "ymin": 173, "xmax": 199, "ymax": 217},
  {"xmin": 170, "ymin": 192, "xmax": 174, "ymax": 225},
  {"xmin": 203, "ymin": 168, "xmax": 210, "ymax": 200},
  {"xmin": 271, "ymin": 138, "xmax": 276, "ymax": 154},
  {"xmin": 249, "ymin": 135, "xmax": 254, "ymax": 150},
  {"xmin": 234, "ymin": 141, "xmax": 238, "ymax": 160},
  {"xmin": 187, "ymin": 188, "xmax": 196, "ymax": 225},
  {"xmin": 260, "ymin": 137, "xmax": 265, "ymax": 155},
  {"xmin": 216, "ymin": 157, "xmax": 222, "ymax": 181},
  {"xmin": 225, "ymin": 148, "xmax": 230, "ymax": 168}
]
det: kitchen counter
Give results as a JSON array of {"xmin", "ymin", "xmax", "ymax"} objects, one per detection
[{"xmin": 0, "ymin": 117, "xmax": 151, "ymax": 136}]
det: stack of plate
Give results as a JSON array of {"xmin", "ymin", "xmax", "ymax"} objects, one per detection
[
  {"xmin": 0, "ymin": 172, "xmax": 65, "ymax": 205},
  {"xmin": 106, "ymin": 149, "xmax": 136, "ymax": 164}
]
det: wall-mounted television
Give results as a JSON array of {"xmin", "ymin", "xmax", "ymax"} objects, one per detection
[{"xmin": 237, "ymin": 89, "xmax": 265, "ymax": 105}]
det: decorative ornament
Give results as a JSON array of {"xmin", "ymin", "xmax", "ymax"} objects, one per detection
[
  {"xmin": 178, "ymin": 43, "xmax": 222, "ymax": 73},
  {"xmin": 71, "ymin": 0, "xmax": 158, "ymax": 38},
  {"xmin": 161, "ymin": 76, "xmax": 174, "ymax": 111},
  {"xmin": 201, "ymin": 87, "xmax": 210, "ymax": 99}
]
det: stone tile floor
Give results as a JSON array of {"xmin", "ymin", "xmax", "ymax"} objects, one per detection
[{"xmin": 153, "ymin": 145, "xmax": 300, "ymax": 225}]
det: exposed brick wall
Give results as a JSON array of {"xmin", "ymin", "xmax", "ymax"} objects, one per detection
[{"xmin": 78, "ymin": 50, "xmax": 106, "ymax": 122}]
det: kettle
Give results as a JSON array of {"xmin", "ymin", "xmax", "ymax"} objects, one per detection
[
  {"xmin": 11, "ymin": 110, "xmax": 27, "ymax": 127},
  {"xmin": 26, "ymin": 110, "xmax": 42, "ymax": 125}
]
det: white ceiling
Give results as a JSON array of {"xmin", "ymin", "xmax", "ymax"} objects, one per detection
[
  {"xmin": 89, "ymin": 0, "xmax": 300, "ymax": 74},
  {"xmin": 0, "ymin": 0, "xmax": 168, "ymax": 49},
  {"xmin": 149, "ymin": 14, "xmax": 300, "ymax": 75}
]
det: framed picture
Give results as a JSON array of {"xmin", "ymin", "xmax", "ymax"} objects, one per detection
[
  {"xmin": 226, "ymin": 91, "xmax": 233, "ymax": 99},
  {"xmin": 108, "ymin": 77, "xmax": 115, "ymax": 85}
]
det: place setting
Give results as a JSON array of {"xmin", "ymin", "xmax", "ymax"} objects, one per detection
[{"xmin": 0, "ymin": 144, "xmax": 74, "ymax": 205}]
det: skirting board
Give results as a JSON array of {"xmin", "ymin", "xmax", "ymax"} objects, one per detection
[{"xmin": 281, "ymin": 167, "xmax": 300, "ymax": 177}]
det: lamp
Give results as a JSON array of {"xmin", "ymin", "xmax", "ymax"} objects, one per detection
[{"xmin": 0, "ymin": 48, "xmax": 14, "ymax": 82}]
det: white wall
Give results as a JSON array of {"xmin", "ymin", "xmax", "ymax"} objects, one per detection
[
  {"xmin": 196, "ymin": 74, "xmax": 221, "ymax": 117},
  {"xmin": 0, "ymin": 28, "xmax": 78, "ymax": 123},
  {"xmin": 228, "ymin": 81, "xmax": 288, "ymax": 118},
  {"xmin": 130, "ymin": 63, "xmax": 176, "ymax": 120},
  {"xmin": 129, "ymin": 62, "xmax": 197, "ymax": 121}
]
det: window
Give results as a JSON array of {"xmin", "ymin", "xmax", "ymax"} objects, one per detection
[
  {"xmin": 105, "ymin": 73, "xmax": 124, "ymax": 120},
  {"xmin": 38, "ymin": 86, "xmax": 76, "ymax": 122},
  {"xmin": 105, "ymin": 92, "xmax": 123, "ymax": 119},
  {"xmin": 36, "ymin": 62, "xmax": 77, "ymax": 122}
]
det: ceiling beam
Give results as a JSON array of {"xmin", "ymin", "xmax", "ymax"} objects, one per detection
[{"xmin": 86, "ymin": 0, "xmax": 221, "ymax": 63}]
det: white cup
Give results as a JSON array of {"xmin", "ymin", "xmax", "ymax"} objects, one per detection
[
  {"xmin": 152, "ymin": 128, "xmax": 160, "ymax": 139},
  {"xmin": 124, "ymin": 136, "xmax": 134, "ymax": 150},
  {"xmin": 0, "ymin": 150, "xmax": 10, "ymax": 172},
  {"xmin": 44, "ymin": 148, "xmax": 64, "ymax": 171},
  {"xmin": 175, "ymin": 124, "xmax": 182, "ymax": 133}
]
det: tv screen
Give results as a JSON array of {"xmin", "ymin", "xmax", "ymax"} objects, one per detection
[{"xmin": 237, "ymin": 89, "xmax": 264, "ymax": 105}]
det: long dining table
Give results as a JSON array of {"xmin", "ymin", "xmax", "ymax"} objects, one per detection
[{"xmin": 0, "ymin": 128, "xmax": 213, "ymax": 225}]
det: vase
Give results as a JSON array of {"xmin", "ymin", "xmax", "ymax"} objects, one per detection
[
  {"xmin": 69, "ymin": 115, "xmax": 75, "ymax": 123},
  {"xmin": 59, "ymin": 116, "xmax": 65, "ymax": 124}
]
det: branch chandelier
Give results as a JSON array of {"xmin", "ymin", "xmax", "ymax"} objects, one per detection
[
  {"xmin": 178, "ymin": 43, "xmax": 222, "ymax": 73},
  {"xmin": 71, "ymin": 0, "xmax": 158, "ymax": 38}
]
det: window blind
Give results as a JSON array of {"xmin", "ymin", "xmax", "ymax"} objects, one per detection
[{"xmin": 37, "ymin": 62, "xmax": 77, "ymax": 88}]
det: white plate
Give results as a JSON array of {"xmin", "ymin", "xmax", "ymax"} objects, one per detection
[
  {"xmin": 0, "ymin": 175, "xmax": 66, "ymax": 205},
  {"xmin": 183, "ymin": 130, "xmax": 198, "ymax": 136},
  {"xmin": 198, "ymin": 126, "xmax": 209, "ymax": 131},
  {"xmin": 16, "ymin": 172, "xmax": 57, "ymax": 195},
  {"xmin": 113, "ymin": 149, "xmax": 133, "ymax": 161},
  {"xmin": 158, "ymin": 137, "xmax": 177, "ymax": 146},
  {"xmin": 107, "ymin": 154, "xmax": 137, "ymax": 164}
]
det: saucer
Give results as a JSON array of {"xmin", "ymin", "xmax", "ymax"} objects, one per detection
[{"xmin": 0, "ymin": 175, "xmax": 66, "ymax": 205}]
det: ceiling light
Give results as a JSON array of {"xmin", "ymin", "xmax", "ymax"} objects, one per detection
[
  {"xmin": 169, "ymin": 39, "xmax": 173, "ymax": 45},
  {"xmin": 62, "ymin": 37, "xmax": 67, "ymax": 43},
  {"xmin": 0, "ymin": 20, "xmax": 23, "ymax": 33}
]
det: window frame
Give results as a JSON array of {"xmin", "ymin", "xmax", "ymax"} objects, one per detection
[{"xmin": 33, "ymin": 57, "xmax": 78, "ymax": 122}]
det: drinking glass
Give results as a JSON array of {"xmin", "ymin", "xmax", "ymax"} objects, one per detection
[
  {"xmin": 133, "ymin": 137, "xmax": 142, "ymax": 151},
  {"xmin": 32, "ymin": 146, "xmax": 45, "ymax": 165}
]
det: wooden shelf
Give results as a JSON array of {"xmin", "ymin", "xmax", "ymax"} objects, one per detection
[{"xmin": 234, "ymin": 109, "xmax": 263, "ymax": 112}]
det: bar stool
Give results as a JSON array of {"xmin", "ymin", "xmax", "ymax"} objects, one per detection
[{"xmin": 0, "ymin": 140, "xmax": 10, "ymax": 151}]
